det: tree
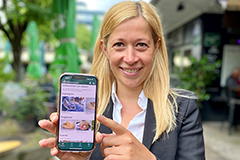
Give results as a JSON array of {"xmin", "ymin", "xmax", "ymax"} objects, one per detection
[
  {"xmin": 0, "ymin": 0, "xmax": 52, "ymax": 81},
  {"xmin": 75, "ymin": 24, "xmax": 91, "ymax": 51}
]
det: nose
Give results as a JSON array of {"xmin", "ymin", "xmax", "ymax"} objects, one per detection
[{"xmin": 123, "ymin": 46, "xmax": 139, "ymax": 64}]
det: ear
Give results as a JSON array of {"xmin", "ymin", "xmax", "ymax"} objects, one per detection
[
  {"xmin": 100, "ymin": 39, "xmax": 109, "ymax": 59},
  {"xmin": 154, "ymin": 38, "xmax": 161, "ymax": 57}
]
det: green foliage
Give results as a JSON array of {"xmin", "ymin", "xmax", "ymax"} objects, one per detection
[
  {"xmin": 0, "ymin": 80, "xmax": 50, "ymax": 123},
  {"xmin": 0, "ymin": 57, "xmax": 15, "ymax": 83},
  {"xmin": 15, "ymin": 85, "xmax": 49, "ymax": 122},
  {"xmin": 175, "ymin": 55, "xmax": 221, "ymax": 102},
  {"xmin": 38, "ymin": 22, "xmax": 57, "ymax": 43},
  {"xmin": 0, "ymin": 56, "xmax": 15, "ymax": 100},
  {"xmin": 3, "ymin": 0, "xmax": 51, "ymax": 23},
  {"xmin": 0, "ymin": 0, "xmax": 53, "ymax": 81},
  {"xmin": 76, "ymin": 24, "xmax": 91, "ymax": 51}
]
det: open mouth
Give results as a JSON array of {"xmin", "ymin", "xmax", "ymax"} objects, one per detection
[{"xmin": 120, "ymin": 67, "xmax": 142, "ymax": 73}]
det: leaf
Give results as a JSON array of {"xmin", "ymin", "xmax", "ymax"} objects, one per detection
[{"xmin": 174, "ymin": 54, "xmax": 222, "ymax": 104}]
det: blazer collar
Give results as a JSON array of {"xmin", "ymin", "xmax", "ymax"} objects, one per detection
[
  {"xmin": 142, "ymin": 99, "xmax": 156, "ymax": 149},
  {"xmin": 99, "ymin": 98, "xmax": 156, "ymax": 149}
]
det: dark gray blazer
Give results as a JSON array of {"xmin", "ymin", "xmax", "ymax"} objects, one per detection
[{"xmin": 90, "ymin": 91, "xmax": 205, "ymax": 160}]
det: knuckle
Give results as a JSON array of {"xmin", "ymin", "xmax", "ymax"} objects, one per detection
[
  {"xmin": 125, "ymin": 146, "xmax": 133, "ymax": 153},
  {"xmin": 124, "ymin": 133, "xmax": 134, "ymax": 144},
  {"xmin": 125, "ymin": 147, "xmax": 134, "ymax": 159},
  {"xmin": 126, "ymin": 137, "xmax": 133, "ymax": 144}
]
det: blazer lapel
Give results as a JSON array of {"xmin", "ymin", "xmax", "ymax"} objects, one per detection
[
  {"xmin": 142, "ymin": 99, "xmax": 156, "ymax": 150},
  {"xmin": 98, "ymin": 98, "xmax": 113, "ymax": 134},
  {"xmin": 91, "ymin": 99, "xmax": 114, "ymax": 160}
]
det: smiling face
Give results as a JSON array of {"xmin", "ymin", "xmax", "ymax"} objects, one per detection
[{"xmin": 101, "ymin": 17, "xmax": 159, "ymax": 91}]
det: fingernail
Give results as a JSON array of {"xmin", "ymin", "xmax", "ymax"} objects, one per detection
[
  {"xmin": 39, "ymin": 139, "xmax": 44, "ymax": 145},
  {"xmin": 97, "ymin": 114, "xmax": 103, "ymax": 121},
  {"xmin": 52, "ymin": 117, "xmax": 56, "ymax": 122},
  {"xmin": 38, "ymin": 120, "xmax": 43, "ymax": 126},
  {"xmin": 51, "ymin": 147, "xmax": 58, "ymax": 156}
]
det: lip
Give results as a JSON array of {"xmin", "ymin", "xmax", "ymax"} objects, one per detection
[{"xmin": 120, "ymin": 67, "xmax": 142, "ymax": 76}]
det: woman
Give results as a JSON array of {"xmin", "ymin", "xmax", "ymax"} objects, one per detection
[{"xmin": 39, "ymin": 1, "xmax": 205, "ymax": 159}]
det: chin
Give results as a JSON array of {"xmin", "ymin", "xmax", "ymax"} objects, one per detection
[{"xmin": 122, "ymin": 80, "xmax": 143, "ymax": 89}]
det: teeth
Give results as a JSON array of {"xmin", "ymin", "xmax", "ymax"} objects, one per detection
[{"xmin": 123, "ymin": 69, "xmax": 138, "ymax": 73}]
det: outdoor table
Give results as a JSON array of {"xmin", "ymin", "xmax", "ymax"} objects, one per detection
[{"xmin": 0, "ymin": 140, "xmax": 21, "ymax": 156}]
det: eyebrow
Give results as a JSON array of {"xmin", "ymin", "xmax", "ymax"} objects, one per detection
[{"xmin": 110, "ymin": 38, "xmax": 151, "ymax": 45}]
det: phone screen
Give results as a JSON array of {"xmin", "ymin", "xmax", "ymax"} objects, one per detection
[{"xmin": 57, "ymin": 73, "xmax": 97, "ymax": 152}]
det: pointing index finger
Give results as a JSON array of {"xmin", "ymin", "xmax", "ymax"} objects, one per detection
[{"xmin": 97, "ymin": 114, "xmax": 127, "ymax": 135}]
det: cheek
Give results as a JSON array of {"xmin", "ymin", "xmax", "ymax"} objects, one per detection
[
  {"xmin": 107, "ymin": 57, "xmax": 118, "ymax": 73},
  {"xmin": 108, "ymin": 53, "xmax": 122, "ymax": 65},
  {"xmin": 142, "ymin": 54, "xmax": 154, "ymax": 66}
]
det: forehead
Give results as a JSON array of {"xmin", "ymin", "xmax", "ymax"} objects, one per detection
[{"xmin": 108, "ymin": 17, "xmax": 153, "ymax": 40}]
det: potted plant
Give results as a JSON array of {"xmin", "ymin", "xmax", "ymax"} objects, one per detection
[{"xmin": 174, "ymin": 55, "xmax": 221, "ymax": 107}]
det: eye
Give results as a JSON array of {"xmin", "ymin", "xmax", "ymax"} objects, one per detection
[
  {"xmin": 114, "ymin": 42, "xmax": 124, "ymax": 47},
  {"xmin": 138, "ymin": 43, "xmax": 147, "ymax": 47},
  {"xmin": 113, "ymin": 42, "xmax": 125, "ymax": 50},
  {"xmin": 136, "ymin": 43, "xmax": 148, "ymax": 50}
]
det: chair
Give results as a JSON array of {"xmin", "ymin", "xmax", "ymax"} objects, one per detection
[
  {"xmin": 219, "ymin": 87, "xmax": 230, "ymax": 130},
  {"xmin": 220, "ymin": 86, "xmax": 240, "ymax": 134},
  {"xmin": 228, "ymin": 98, "xmax": 240, "ymax": 134}
]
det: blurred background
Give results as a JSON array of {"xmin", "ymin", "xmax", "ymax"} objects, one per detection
[{"xmin": 0, "ymin": 0, "xmax": 239, "ymax": 159}]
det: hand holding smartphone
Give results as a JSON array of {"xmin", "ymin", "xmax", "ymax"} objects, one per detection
[{"xmin": 57, "ymin": 73, "xmax": 98, "ymax": 152}]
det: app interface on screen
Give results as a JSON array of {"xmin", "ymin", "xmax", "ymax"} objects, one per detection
[{"xmin": 58, "ymin": 75, "xmax": 97, "ymax": 151}]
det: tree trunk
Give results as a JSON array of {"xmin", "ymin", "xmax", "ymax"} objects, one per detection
[
  {"xmin": 7, "ymin": 20, "xmax": 28, "ymax": 82},
  {"xmin": 10, "ymin": 28, "xmax": 24, "ymax": 82},
  {"xmin": 12, "ymin": 47, "xmax": 24, "ymax": 82}
]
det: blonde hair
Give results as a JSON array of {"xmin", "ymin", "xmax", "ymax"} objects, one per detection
[{"xmin": 90, "ymin": 1, "xmax": 177, "ymax": 142}]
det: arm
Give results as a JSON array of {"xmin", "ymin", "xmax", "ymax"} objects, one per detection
[
  {"xmin": 228, "ymin": 86, "xmax": 240, "ymax": 91},
  {"xmin": 178, "ymin": 99, "xmax": 205, "ymax": 160}
]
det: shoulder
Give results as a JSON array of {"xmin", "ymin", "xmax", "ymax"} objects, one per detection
[
  {"xmin": 169, "ymin": 88, "xmax": 199, "ymax": 119},
  {"xmin": 169, "ymin": 88, "xmax": 197, "ymax": 103}
]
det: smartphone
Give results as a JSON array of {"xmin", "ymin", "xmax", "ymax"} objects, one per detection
[{"xmin": 57, "ymin": 73, "xmax": 98, "ymax": 152}]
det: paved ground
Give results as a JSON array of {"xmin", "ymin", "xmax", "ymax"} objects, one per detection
[
  {"xmin": 203, "ymin": 121, "xmax": 240, "ymax": 160},
  {"xmin": 51, "ymin": 122, "xmax": 240, "ymax": 160}
]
